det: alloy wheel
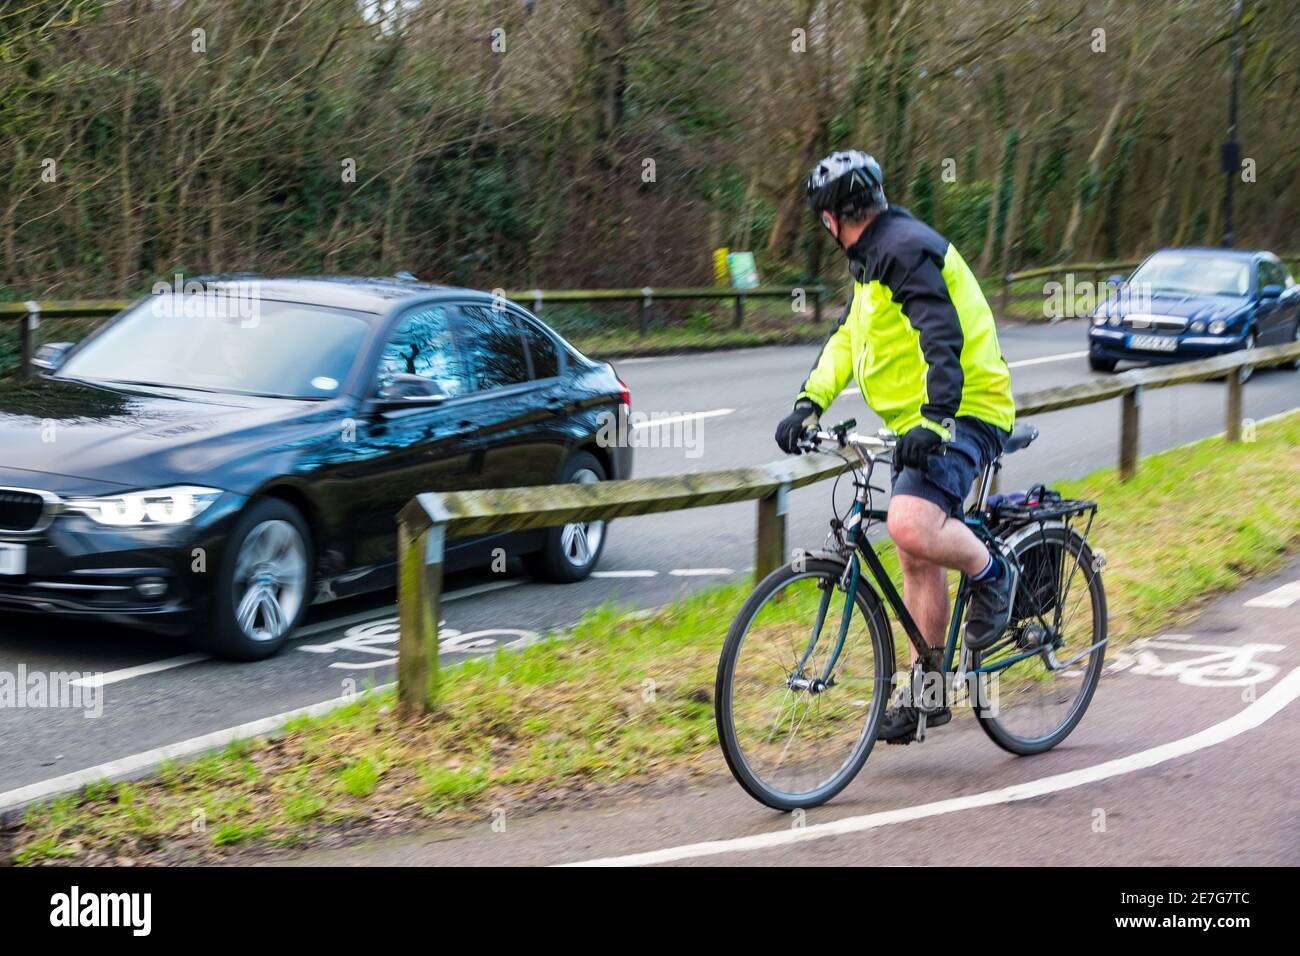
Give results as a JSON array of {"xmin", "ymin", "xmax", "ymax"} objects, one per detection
[
  {"xmin": 559, "ymin": 468, "xmax": 604, "ymax": 569},
  {"xmin": 232, "ymin": 518, "xmax": 308, "ymax": 642}
]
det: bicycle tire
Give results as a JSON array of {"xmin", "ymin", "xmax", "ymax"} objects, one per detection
[
  {"xmin": 972, "ymin": 522, "xmax": 1107, "ymax": 755},
  {"xmin": 715, "ymin": 557, "xmax": 895, "ymax": 810}
]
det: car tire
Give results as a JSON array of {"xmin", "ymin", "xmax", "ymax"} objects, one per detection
[
  {"xmin": 204, "ymin": 498, "xmax": 313, "ymax": 661},
  {"xmin": 1238, "ymin": 330, "xmax": 1258, "ymax": 383},
  {"xmin": 523, "ymin": 451, "xmax": 608, "ymax": 583},
  {"xmin": 1088, "ymin": 355, "xmax": 1117, "ymax": 373},
  {"xmin": 1286, "ymin": 321, "xmax": 1300, "ymax": 371}
]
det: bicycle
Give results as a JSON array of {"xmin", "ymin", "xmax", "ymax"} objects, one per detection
[{"xmin": 714, "ymin": 419, "xmax": 1108, "ymax": 810}]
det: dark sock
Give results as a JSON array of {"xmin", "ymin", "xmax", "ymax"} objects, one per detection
[{"xmin": 972, "ymin": 551, "xmax": 1003, "ymax": 583}]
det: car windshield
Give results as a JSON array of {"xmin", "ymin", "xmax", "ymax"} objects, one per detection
[
  {"xmin": 59, "ymin": 294, "xmax": 371, "ymax": 399},
  {"xmin": 1129, "ymin": 254, "xmax": 1251, "ymax": 297}
]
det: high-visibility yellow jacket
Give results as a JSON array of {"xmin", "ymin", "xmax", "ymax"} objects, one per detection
[{"xmin": 799, "ymin": 206, "xmax": 1015, "ymax": 439}]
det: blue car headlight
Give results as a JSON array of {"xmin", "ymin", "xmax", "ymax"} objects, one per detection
[
  {"xmin": 1208, "ymin": 319, "xmax": 1229, "ymax": 335},
  {"xmin": 1190, "ymin": 320, "xmax": 1207, "ymax": 333},
  {"xmin": 63, "ymin": 485, "xmax": 224, "ymax": 526}
]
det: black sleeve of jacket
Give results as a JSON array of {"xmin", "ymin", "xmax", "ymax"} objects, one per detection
[{"xmin": 880, "ymin": 247, "xmax": 964, "ymax": 425}]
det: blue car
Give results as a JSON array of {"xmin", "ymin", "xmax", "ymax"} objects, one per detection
[{"xmin": 1088, "ymin": 248, "xmax": 1300, "ymax": 379}]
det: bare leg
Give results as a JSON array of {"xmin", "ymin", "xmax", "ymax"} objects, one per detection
[{"xmin": 887, "ymin": 494, "xmax": 991, "ymax": 664}]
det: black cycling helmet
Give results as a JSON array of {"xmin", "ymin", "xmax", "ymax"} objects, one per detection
[{"xmin": 805, "ymin": 150, "xmax": 887, "ymax": 220}]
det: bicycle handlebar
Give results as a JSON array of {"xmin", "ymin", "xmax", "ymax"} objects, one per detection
[{"xmin": 796, "ymin": 421, "xmax": 897, "ymax": 457}]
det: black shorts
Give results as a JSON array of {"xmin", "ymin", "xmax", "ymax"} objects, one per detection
[{"xmin": 891, "ymin": 416, "xmax": 1009, "ymax": 517}]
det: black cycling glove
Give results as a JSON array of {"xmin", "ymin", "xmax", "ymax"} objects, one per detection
[
  {"xmin": 895, "ymin": 424, "xmax": 945, "ymax": 469},
  {"xmin": 775, "ymin": 399, "xmax": 822, "ymax": 454}
]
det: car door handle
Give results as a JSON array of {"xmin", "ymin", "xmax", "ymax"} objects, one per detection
[{"xmin": 544, "ymin": 398, "xmax": 569, "ymax": 413}]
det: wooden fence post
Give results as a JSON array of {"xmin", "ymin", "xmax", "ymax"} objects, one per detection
[
  {"xmin": 639, "ymin": 288, "xmax": 652, "ymax": 337},
  {"xmin": 733, "ymin": 293, "xmax": 746, "ymax": 329},
  {"xmin": 1119, "ymin": 386, "xmax": 1141, "ymax": 481},
  {"xmin": 1225, "ymin": 365, "xmax": 1244, "ymax": 442},
  {"xmin": 397, "ymin": 496, "xmax": 448, "ymax": 718},
  {"xmin": 531, "ymin": 290, "xmax": 543, "ymax": 316},
  {"xmin": 999, "ymin": 273, "xmax": 1012, "ymax": 319},
  {"xmin": 812, "ymin": 287, "xmax": 823, "ymax": 325},
  {"xmin": 21, "ymin": 301, "xmax": 40, "ymax": 377},
  {"xmin": 755, "ymin": 483, "xmax": 788, "ymax": 582}
]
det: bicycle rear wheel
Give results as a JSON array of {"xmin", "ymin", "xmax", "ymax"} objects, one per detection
[
  {"xmin": 972, "ymin": 522, "xmax": 1107, "ymax": 754},
  {"xmin": 715, "ymin": 558, "xmax": 893, "ymax": 810}
]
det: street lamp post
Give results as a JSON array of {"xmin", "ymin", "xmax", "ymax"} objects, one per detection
[{"xmin": 1221, "ymin": 0, "xmax": 1244, "ymax": 248}]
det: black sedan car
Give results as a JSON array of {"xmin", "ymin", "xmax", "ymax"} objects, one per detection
[
  {"xmin": 0, "ymin": 277, "xmax": 632, "ymax": 659},
  {"xmin": 1088, "ymin": 248, "xmax": 1300, "ymax": 377}
]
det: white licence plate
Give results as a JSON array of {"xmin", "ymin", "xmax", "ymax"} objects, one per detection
[
  {"xmin": 1129, "ymin": 333, "xmax": 1178, "ymax": 352},
  {"xmin": 0, "ymin": 542, "xmax": 26, "ymax": 576}
]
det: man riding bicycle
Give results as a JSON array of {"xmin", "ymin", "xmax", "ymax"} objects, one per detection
[{"xmin": 775, "ymin": 150, "xmax": 1017, "ymax": 743}]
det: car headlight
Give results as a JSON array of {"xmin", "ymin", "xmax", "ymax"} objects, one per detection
[
  {"xmin": 1091, "ymin": 313, "xmax": 1107, "ymax": 326},
  {"xmin": 1190, "ymin": 320, "xmax": 1206, "ymax": 333},
  {"xmin": 64, "ymin": 486, "xmax": 223, "ymax": 526},
  {"xmin": 1208, "ymin": 319, "xmax": 1228, "ymax": 334}
]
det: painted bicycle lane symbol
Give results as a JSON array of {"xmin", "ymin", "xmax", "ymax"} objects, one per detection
[
  {"xmin": 298, "ymin": 615, "xmax": 537, "ymax": 670},
  {"xmin": 1106, "ymin": 633, "xmax": 1284, "ymax": 687}
]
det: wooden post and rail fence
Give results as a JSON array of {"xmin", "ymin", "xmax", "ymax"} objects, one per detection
[
  {"xmin": 394, "ymin": 340, "xmax": 1300, "ymax": 717},
  {"xmin": 6, "ymin": 252, "xmax": 1297, "ymax": 374},
  {"xmin": 0, "ymin": 286, "xmax": 825, "ymax": 377}
]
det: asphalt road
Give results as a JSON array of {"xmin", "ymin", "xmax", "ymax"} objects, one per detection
[
  {"xmin": 286, "ymin": 556, "xmax": 1300, "ymax": 866},
  {"xmin": 1, "ymin": 318, "xmax": 1298, "ymax": 804}
]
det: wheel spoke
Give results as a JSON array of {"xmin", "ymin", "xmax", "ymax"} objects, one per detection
[
  {"xmin": 236, "ymin": 585, "xmax": 263, "ymax": 632},
  {"xmin": 259, "ymin": 588, "xmax": 287, "ymax": 637},
  {"xmin": 570, "ymin": 523, "xmax": 590, "ymax": 563}
]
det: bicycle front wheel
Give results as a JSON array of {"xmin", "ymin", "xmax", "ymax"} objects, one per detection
[
  {"xmin": 972, "ymin": 522, "xmax": 1107, "ymax": 755},
  {"xmin": 715, "ymin": 558, "xmax": 893, "ymax": 810}
]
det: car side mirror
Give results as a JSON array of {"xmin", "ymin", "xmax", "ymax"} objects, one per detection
[
  {"xmin": 32, "ymin": 341, "xmax": 75, "ymax": 372},
  {"xmin": 371, "ymin": 373, "xmax": 448, "ymax": 410},
  {"xmin": 1259, "ymin": 284, "xmax": 1283, "ymax": 300}
]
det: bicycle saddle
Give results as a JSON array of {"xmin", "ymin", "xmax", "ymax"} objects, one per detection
[{"xmin": 1003, "ymin": 422, "xmax": 1039, "ymax": 455}]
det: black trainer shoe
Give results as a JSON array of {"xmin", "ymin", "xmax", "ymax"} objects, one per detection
[
  {"xmin": 878, "ymin": 705, "xmax": 951, "ymax": 745},
  {"xmin": 965, "ymin": 557, "xmax": 1019, "ymax": 651}
]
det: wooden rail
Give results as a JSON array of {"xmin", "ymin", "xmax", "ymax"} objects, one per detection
[{"xmin": 394, "ymin": 339, "xmax": 1300, "ymax": 715}]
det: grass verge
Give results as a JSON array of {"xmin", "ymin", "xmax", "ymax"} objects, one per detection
[{"xmin": 9, "ymin": 412, "xmax": 1300, "ymax": 864}]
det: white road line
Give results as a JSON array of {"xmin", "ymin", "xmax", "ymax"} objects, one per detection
[
  {"xmin": 592, "ymin": 569, "xmax": 658, "ymax": 578},
  {"xmin": 559, "ymin": 665, "xmax": 1300, "ymax": 867},
  {"xmin": 1007, "ymin": 350, "xmax": 1088, "ymax": 369},
  {"xmin": 1245, "ymin": 579, "xmax": 1300, "ymax": 609},
  {"xmin": 70, "ymin": 654, "xmax": 208, "ymax": 689},
  {"xmin": 669, "ymin": 568, "xmax": 734, "ymax": 577},
  {"xmin": 0, "ymin": 684, "xmax": 393, "ymax": 814},
  {"xmin": 630, "ymin": 408, "xmax": 733, "ymax": 429}
]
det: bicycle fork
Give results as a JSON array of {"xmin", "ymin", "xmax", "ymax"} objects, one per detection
[{"xmin": 787, "ymin": 556, "xmax": 860, "ymax": 694}]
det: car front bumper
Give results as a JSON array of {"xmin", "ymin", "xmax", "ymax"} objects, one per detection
[
  {"xmin": 0, "ymin": 493, "xmax": 245, "ymax": 635},
  {"xmin": 1087, "ymin": 326, "xmax": 1248, "ymax": 364}
]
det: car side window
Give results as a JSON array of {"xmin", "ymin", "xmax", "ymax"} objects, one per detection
[
  {"xmin": 516, "ymin": 314, "xmax": 561, "ymax": 379},
  {"xmin": 456, "ymin": 305, "xmax": 531, "ymax": 391},
  {"xmin": 377, "ymin": 305, "xmax": 470, "ymax": 399},
  {"xmin": 1258, "ymin": 259, "xmax": 1285, "ymax": 290}
]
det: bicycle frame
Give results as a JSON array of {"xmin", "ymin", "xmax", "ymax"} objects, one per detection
[
  {"xmin": 812, "ymin": 438, "xmax": 1051, "ymax": 682},
  {"xmin": 846, "ymin": 459, "xmax": 1000, "ymax": 673}
]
